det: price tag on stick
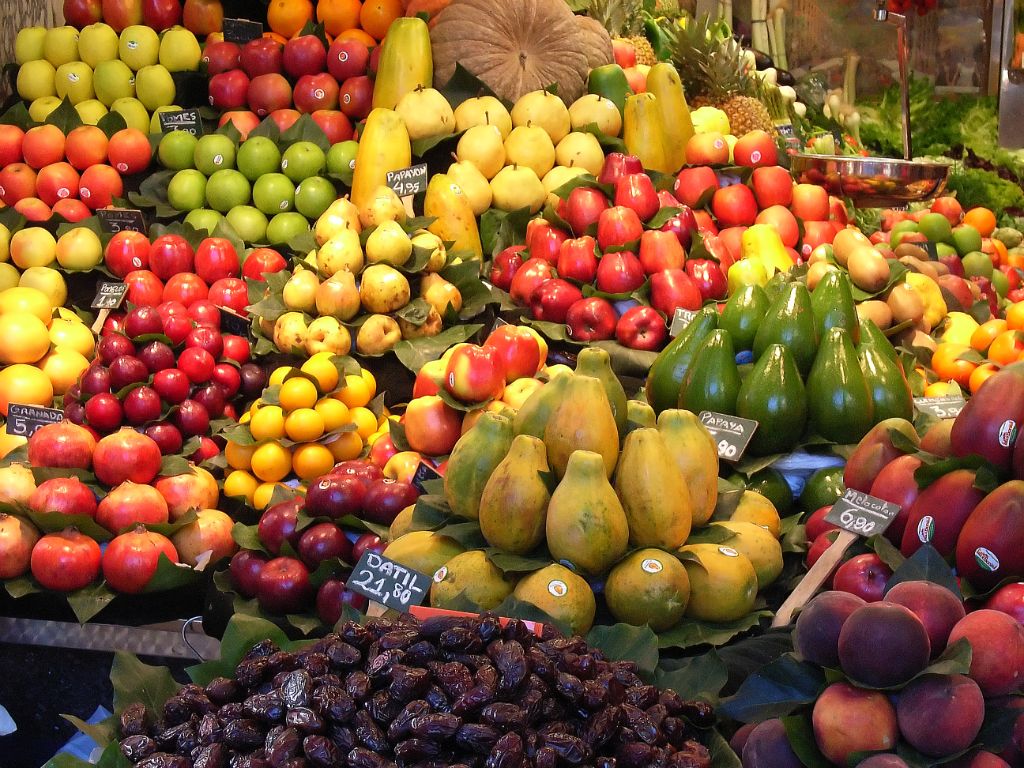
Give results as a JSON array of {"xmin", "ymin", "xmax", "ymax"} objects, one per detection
[
  {"xmin": 90, "ymin": 281, "xmax": 129, "ymax": 334},
  {"xmin": 773, "ymin": 489, "xmax": 902, "ymax": 628},
  {"xmin": 386, "ymin": 163, "xmax": 427, "ymax": 219},
  {"xmin": 669, "ymin": 308, "xmax": 697, "ymax": 337},
  {"xmin": 411, "ymin": 461, "xmax": 443, "ymax": 494},
  {"xmin": 698, "ymin": 411, "xmax": 758, "ymax": 461},
  {"xmin": 347, "ymin": 550, "xmax": 431, "ymax": 616},
  {"xmin": 220, "ymin": 309, "xmax": 252, "ymax": 338},
  {"xmin": 7, "ymin": 403, "xmax": 63, "ymax": 438}
]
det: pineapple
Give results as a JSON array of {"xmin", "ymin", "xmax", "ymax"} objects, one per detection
[
  {"xmin": 664, "ymin": 14, "xmax": 774, "ymax": 135},
  {"xmin": 588, "ymin": 0, "xmax": 658, "ymax": 66}
]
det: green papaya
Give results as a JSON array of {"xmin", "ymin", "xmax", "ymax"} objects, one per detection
[
  {"xmin": 657, "ymin": 409, "xmax": 719, "ymax": 526},
  {"xmin": 544, "ymin": 374, "xmax": 620, "ymax": 477},
  {"xmin": 645, "ymin": 306, "xmax": 718, "ymax": 415},
  {"xmin": 478, "ymin": 434, "xmax": 551, "ymax": 555},
  {"xmin": 859, "ymin": 339, "xmax": 914, "ymax": 422},
  {"xmin": 513, "ymin": 372, "xmax": 570, "ymax": 438},
  {"xmin": 719, "ymin": 284, "xmax": 769, "ymax": 352},
  {"xmin": 575, "ymin": 347, "xmax": 628, "ymax": 438},
  {"xmin": 735, "ymin": 343, "xmax": 808, "ymax": 455},
  {"xmin": 752, "ymin": 282, "xmax": 818, "ymax": 376},
  {"xmin": 806, "ymin": 327, "xmax": 874, "ymax": 443},
  {"xmin": 443, "ymin": 412, "xmax": 513, "ymax": 519},
  {"xmin": 546, "ymin": 450, "xmax": 629, "ymax": 575},
  {"xmin": 811, "ymin": 270, "xmax": 859, "ymax": 345},
  {"xmin": 679, "ymin": 328, "xmax": 741, "ymax": 415},
  {"xmin": 614, "ymin": 427, "xmax": 692, "ymax": 549}
]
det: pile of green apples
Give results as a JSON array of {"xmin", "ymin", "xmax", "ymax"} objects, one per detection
[{"xmin": 15, "ymin": 22, "xmax": 201, "ymax": 130}]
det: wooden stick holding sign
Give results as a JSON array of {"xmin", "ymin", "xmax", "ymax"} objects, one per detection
[
  {"xmin": 90, "ymin": 281, "xmax": 128, "ymax": 335},
  {"xmin": 386, "ymin": 164, "xmax": 428, "ymax": 219},
  {"xmin": 772, "ymin": 488, "xmax": 902, "ymax": 627},
  {"xmin": 346, "ymin": 549, "xmax": 432, "ymax": 618}
]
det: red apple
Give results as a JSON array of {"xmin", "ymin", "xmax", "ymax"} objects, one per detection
[
  {"xmin": 611, "ymin": 41, "xmax": 636, "ymax": 69},
  {"xmin": 149, "ymin": 234, "xmax": 194, "ymax": 280},
  {"xmin": 242, "ymin": 247, "xmax": 288, "ymax": 281},
  {"xmin": 104, "ymin": 229, "xmax": 150, "ymax": 278},
  {"xmin": 310, "ymin": 109, "xmax": 353, "ymax": 144},
  {"xmin": 239, "ymin": 37, "xmax": 283, "ymax": 78},
  {"xmin": 683, "ymin": 259, "xmax": 728, "ymax": 301},
  {"xmin": 208, "ymin": 69, "xmax": 250, "ymax": 112},
  {"xmin": 63, "ymin": 0, "xmax": 103, "ymax": 27},
  {"xmin": 614, "ymin": 172, "xmax": 660, "ymax": 222},
  {"xmin": 529, "ymin": 278, "xmax": 584, "ymax": 323},
  {"xmin": 443, "ymin": 344, "xmax": 505, "ymax": 403},
  {"xmin": 597, "ymin": 205, "xmax": 644, "ymax": 251},
  {"xmin": 566, "ymin": 297, "xmax": 617, "ymax": 342},
  {"xmin": 832, "ymin": 553, "xmax": 894, "ymax": 603},
  {"xmin": 597, "ymin": 152, "xmax": 643, "ymax": 187},
  {"xmin": 283, "ymin": 34, "xmax": 327, "ymax": 79},
  {"xmin": 660, "ymin": 205, "xmax": 698, "ymax": 250},
  {"xmin": 248, "ymin": 74, "xmax": 293, "ymax": 117},
  {"xmin": 556, "ymin": 236, "xmax": 599, "ymax": 284},
  {"xmin": 638, "ymin": 229, "xmax": 686, "ymax": 274},
  {"xmin": 218, "ymin": 111, "xmax": 261, "ymax": 140},
  {"xmin": 733, "ymin": 130, "xmax": 777, "ymax": 167},
  {"xmin": 751, "ymin": 165, "xmax": 794, "ymax": 209},
  {"xmin": 616, "ymin": 305, "xmax": 668, "ymax": 351},
  {"xmin": 194, "ymin": 237, "xmax": 240, "ymax": 284},
  {"xmin": 327, "ymin": 37, "xmax": 370, "ymax": 81},
  {"xmin": 557, "ymin": 185, "xmax": 610, "ymax": 236},
  {"xmin": 791, "ymin": 183, "xmax": 830, "ymax": 221},
  {"xmin": 339, "ymin": 75, "xmax": 373, "ymax": 120},
  {"xmin": 712, "ymin": 184, "xmax": 758, "ymax": 228},
  {"xmin": 208, "ymin": 277, "xmax": 248, "ymax": 314},
  {"xmin": 525, "ymin": 219, "xmax": 569, "ymax": 265},
  {"xmin": 403, "ymin": 395, "xmax": 463, "ymax": 456},
  {"xmin": 509, "ymin": 257, "xmax": 554, "ymax": 305},
  {"xmin": 595, "ymin": 250, "xmax": 645, "ymax": 294},
  {"xmin": 483, "ymin": 325, "xmax": 543, "ymax": 381},
  {"xmin": 162, "ymin": 272, "xmax": 208, "ymax": 306},
  {"xmin": 756, "ymin": 205, "xmax": 800, "ymax": 248},
  {"xmin": 202, "ymin": 41, "xmax": 241, "ymax": 75},
  {"xmin": 931, "ymin": 196, "xmax": 964, "ymax": 227},
  {"xmin": 141, "ymin": 0, "xmax": 181, "ymax": 30},
  {"xmin": 123, "ymin": 270, "xmax": 164, "ymax": 307},
  {"xmin": 650, "ymin": 268, "xmax": 703, "ymax": 315},
  {"xmin": 685, "ymin": 133, "xmax": 729, "ymax": 165},
  {"xmin": 489, "ymin": 244, "xmax": 526, "ymax": 291}
]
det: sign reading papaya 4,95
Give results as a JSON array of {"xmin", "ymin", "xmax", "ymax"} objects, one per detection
[
  {"xmin": 825, "ymin": 489, "xmax": 901, "ymax": 537},
  {"xmin": 698, "ymin": 411, "xmax": 758, "ymax": 461},
  {"xmin": 346, "ymin": 551, "xmax": 430, "ymax": 612}
]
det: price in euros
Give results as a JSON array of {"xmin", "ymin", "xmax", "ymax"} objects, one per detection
[
  {"xmin": 717, "ymin": 439, "xmax": 738, "ymax": 459},
  {"xmin": 836, "ymin": 509, "xmax": 876, "ymax": 535}
]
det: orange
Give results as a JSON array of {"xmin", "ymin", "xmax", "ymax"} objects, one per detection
[
  {"xmin": 269, "ymin": 365, "xmax": 296, "ymax": 386},
  {"xmin": 1007, "ymin": 301, "xmax": 1024, "ymax": 331},
  {"xmin": 328, "ymin": 430, "xmax": 363, "ymax": 461},
  {"xmin": 349, "ymin": 406, "xmax": 377, "ymax": 440},
  {"xmin": 224, "ymin": 470, "xmax": 258, "ymax": 504},
  {"xmin": 1008, "ymin": 250, "xmax": 1024, "ymax": 270},
  {"xmin": 358, "ymin": 0, "xmax": 401, "ymax": 39},
  {"xmin": 970, "ymin": 318, "xmax": 1008, "ymax": 353},
  {"xmin": 360, "ymin": 367, "xmax": 377, "ymax": 397},
  {"xmin": 280, "ymin": 376, "xmax": 319, "ymax": 411},
  {"xmin": 250, "ymin": 405, "xmax": 286, "ymax": 441},
  {"xmin": 317, "ymin": 0, "xmax": 362, "ymax": 36},
  {"xmin": 263, "ymin": 31, "xmax": 290, "ymax": 45},
  {"xmin": 337, "ymin": 27, "xmax": 377, "ymax": 46},
  {"xmin": 970, "ymin": 362, "xmax": 1000, "ymax": 394},
  {"xmin": 292, "ymin": 443, "xmax": 335, "ymax": 480},
  {"xmin": 251, "ymin": 442, "xmax": 293, "ymax": 482},
  {"xmin": 987, "ymin": 330, "xmax": 1024, "ymax": 366},
  {"xmin": 225, "ymin": 441, "xmax": 257, "ymax": 470},
  {"xmin": 963, "ymin": 207, "xmax": 997, "ymax": 237},
  {"xmin": 987, "ymin": 237, "xmax": 1009, "ymax": 268},
  {"xmin": 267, "ymin": 0, "xmax": 314, "ymax": 39},
  {"xmin": 315, "ymin": 397, "xmax": 349, "ymax": 431},
  {"xmin": 253, "ymin": 482, "xmax": 287, "ymax": 510},
  {"xmin": 285, "ymin": 408, "xmax": 326, "ymax": 442},
  {"xmin": 930, "ymin": 342, "xmax": 977, "ymax": 389},
  {"xmin": 300, "ymin": 353, "xmax": 340, "ymax": 392},
  {"xmin": 335, "ymin": 373, "xmax": 371, "ymax": 408}
]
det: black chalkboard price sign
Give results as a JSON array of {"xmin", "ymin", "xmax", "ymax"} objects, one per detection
[
  {"xmin": 91, "ymin": 281, "xmax": 128, "ymax": 309},
  {"xmin": 158, "ymin": 108, "xmax": 204, "ymax": 136},
  {"xmin": 222, "ymin": 18, "xmax": 263, "ymax": 44},
  {"xmin": 7, "ymin": 403, "xmax": 63, "ymax": 437},
  {"xmin": 346, "ymin": 550, "xmax": 431, "ymax": 612},
  {"xmin": 698, "ymin": 411, "xmax": 759, "ymax": 461},
  {"xmin": 220, "ymin": 309, "xmax": 251, "ymax": 337},
  {"xmin": 385, "ymin": 164, "xmax": 428, "ymax": 197},
  {"xmin": 97, "ymin": 207, "xmax": 147, "ymax": 234}
]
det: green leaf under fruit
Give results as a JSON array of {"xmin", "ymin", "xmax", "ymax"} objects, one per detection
[
  {"xmin": 438, "ymin": 62, "xmax": 502, "ymax": 109},
  {"xmin": 484, "ymin": 549, "xmax": 551, "ymax": 573},
  {"xmin": 488, "ymin": 595, "xmax": 571, "ymax": 636},
  {"xmin": 657, "ymin": 610, "xmax": 771, "ymax": 650},
  {"xmin": 719, "ymin": 652, "xmax": 827, "ymax": 723},
  {"xmin": 187, "ymin": 613, "xmax": 292, "ymax": 685},
  {"xmin": 884, "ymin": 543, "xmax": 962, "ymax": 599},
  {"xmin": 393, "ymin": 323, "xmax": 483, "ymax": 373},
  {"xmin": 44, "ymin": 97, "xmax": 83, "ymax": 133},
  {"xmin": 111, "ymin": 651, "xmax": 181, "ymax": 719},
  {"xmin": 587, "ymin": 624, "xmax": 660, "ymax": 676},
  {"xmin": 655, "ymin": 650, "xmax": 728, "ymax": 702},
  {"xmin": 782, "ymin": 714, "xmax": 833, "ymax": 768},
  {"xmin": 703, "ymin": 729, "xmax": 741, "ymax": 768}
]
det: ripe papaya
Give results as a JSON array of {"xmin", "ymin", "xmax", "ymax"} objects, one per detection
[
  {"xmin": 544, "ymin": 374, "xmax": 619, "ymax": 478},
  {"xmin": 623, "ymin": 92, "xmax": 673, "ymax": 174},
  {"xmin": 478, "ymin": 434, "xmax": 551, "ymax": 555},
  {"xmin": 351, "ymin": 108, "xmax": 412, "ymax": 214},
  {"xmin": 371, "ymin": 17, "xmax": 433, "ymax": 110},
  {"xmin": 614, "ymin": 427, "xmax": 692, "ymax": 549},
  {"xmin": 424, "ymin": 173, "xmax": 483, "ymax": 259},
  {"xmin": 575, "ymin": 347, "xmax": 627, "ymax": 438},
  {"xmin": 657, "ymin": 409, "xmax": 719, "ymax": 526},
  {"xmin": 443, "ymin": 412, "xmax": 513, "ymax": 519}
]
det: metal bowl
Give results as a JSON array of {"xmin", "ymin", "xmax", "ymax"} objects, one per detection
[{"xmin": 788, "ymin": 153, "xmax": 952, "ymax": 208}]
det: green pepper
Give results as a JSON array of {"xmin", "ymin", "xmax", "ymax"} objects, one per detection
[
  {"xmin": 643, "ymin": 17, "xmax": 673, "ymax": 62},
  {"xmin": 587, "ymin": 64, "xmax": 633, "ymax": 118}
]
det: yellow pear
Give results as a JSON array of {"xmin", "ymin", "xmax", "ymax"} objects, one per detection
[
  {"xmin": 490, "ymin": 165, "xmax": 546, "ymax": 213},
  {"xmin": 315, "ymin": 269, "xmax": 361, "ymax": 321},
  {"xmin": 511, "ymin": 90, "xmax": 571, "ymax": 143},
  {"xmin": 504, "ymin": 125, "xmax": 555, "ymax": 179},
  {"xmin": 315, "ymin": 197, "xmax": 360, "ymax": 245},
  {"xmin": 281, "ymin": 269, "xmax": 319, "ymax": 312},
  {"xmin": 359, "ymin": 185, "xmax": 406, "ymax": 228},
  {"xmin": 542, "ymin": 166, "xmax": 589, "ymax": 209},
  {"xmin": 568, "ymin": 94, "xmax": 622, "ymax": 137},
  {"xmin": 421, "ymin": 273, "xmax": 462, "ymax": 316},
  {"xmin": 360, "ymin": 264, "xmax": 410, "ymax": 314},
  {"xmin": 365, "ymin": 220, "xmax": 412, "ymax": 266},
  {"xmin": 456, "ymin": 124, "xmax": 505, "ymax": 180},
  {"xmin": 395, "ymin": 86, "xmax": 455, "ymax": 140},
  {"xmin": 305, "ymin": 316, "xmax": 352, "ymax": 356},
  {"xmin": 317, "ymin": 228, "xmax": 363, "ymax": 277},
  {"xmin": 555, "ymin": 132, "xmax": 605, "ymax": 176},
  {"xmin": 410, "ymin": 230, "xmax": 447, "ymax": 272},
  {"xmin": 453, "ymin": 95, "xmax": 512, "ymax": 138},
  {"xmin": 273, "ymin": 312, "xmax": 308, "ymax": 354},
  {"xmin": 356, "ymin": 314, "xmax": 402, "ymax": 355},
  {"xmin": 446, "ymin": 161, "xmax": 492, "ymax": 215},
  {"xmin": 397, "ymin": 306, "xmax": 443, "ymax": 339}
]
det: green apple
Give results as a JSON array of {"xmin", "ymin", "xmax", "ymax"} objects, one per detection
[
  {"xmin": 93, "ymin": 60, "xmax": 135, "ymax": 106},
  {"xmin": 110, "ymin": 97, "xmax": 150, "ymax": 132},
  {"xmin": 118, "ymin": 25, "xmax": 160, "ymax": 71},
  {"xmin": 17, "ymin": 60, "xmax": 56, "ymax": 102},
  {"xmin": 29, "ymin": 97, "xmax": 62, "ymax": 122},
  {"xmin": 280, "ymin": 141, "xmax": 326, "ymax": 183},
  {"xmin": 158, "ymin": 130, "xmax": 198, "ymax": 171},
  {"xmin": 266, "ymin": 212, "xmax": 310, "ymax": 244},
  {"xmin": 184, "ymin": 208, "xmax": 223, "ymax": 233},
  {"xmin": 225, "ymin": 205, "xmax": 269, "ymax": 243},
  {"xmin": 294, "ymin": 176, "xmax": 336, "ymax": 219},
  {"xmin": 158, "ymin": 27, "xmax": 202, "ymax": 72},
  {"xmin": 55, "ymin": 62, "xmax": 95, "ymax": 105},
  {"xmin": 962, "ymin": 250, "xmax": 994, "ymax": 279},
  {"xmin": 253, "ymin": 172, "xmax": 295, "ymax": 215},
  {"xmin": 43, "ymin": 26, "xmax": 80, "ymax": 68},
  {"xmin": 236, "ymin": 136, "xmax": 281, "ymax": 182},
  {"xmin": 168, "ymin": 169, "xmax": 207, "ymax": 211},
  {"xmin": 134, "ymin": 65, "xmax": 175, "ymax": 111},
  {"xmin": 326, "ymin": 140, "xmax": 357, "ymax": 184},
  {"xmin": 194, "ymin": 133, "xmax": 237, "ymax": 176},
  {"xmin": 78, "ymin": 23, "xmax": 119, "ymax": 68},
  {"xmin": 205, "ymin": 169, "xmax": 251, "ymax": 213},
  {"xmin": 149, "ymin": 105, "xmax": 182, "ymax": 133},
  {"xmin": 75, "ymin": 99, "xmax": 109, "ymax": 126},
  {"xmin": 15, "ymin": 27, "xmax": 46, "ymax": 65}
]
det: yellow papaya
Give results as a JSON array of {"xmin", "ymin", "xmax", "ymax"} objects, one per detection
[
  {"xmin": 656, "ymin": 409, "xmax": 719, "ymax": 526},
  {"xmin": 443, "ymin": 411, "xmax": 513, "ymax": 519},
  {"xmin": 424, "ymin": 173, "xmax": 483, "ymax": 259},
  {"xmin": 644, "ymin": 63, "xmax": 694, "ymax": 173},
  {"xmin": 614, "ymin": 427, "xmax": 692, "ymax": 549},
  {"xmin": 371, "ymin": 17, "xmax": 433, "ymax": 110},
  {"xmin": 544, "ymin": 374, "xmax": 619, "ymax": 478},
  {"xmin": 478, "ymin": 434, "xmax": 551, "ymax": 555},
  {"xmin": 351, "ymin": 108, "xmax": 412, "ymax": 214},
  {"xmin": 623, "ymin": 92, "xmax": 673, "ymax": 174}
]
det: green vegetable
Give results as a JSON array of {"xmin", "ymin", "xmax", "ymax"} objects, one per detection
[{"xmin": 945, "ymin": 165, "xmax": 1024, "ymax": 214}]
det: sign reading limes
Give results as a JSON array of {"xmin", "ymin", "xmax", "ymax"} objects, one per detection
[
  {"xmin": 825, "ymin": 488, "xmax": 902, "ymax": 537},
  {"xmin": 348, "ymin": 550, "xmax": 430, "ymax": 612},
  {"xmin": 698, "ymin": 411, "xmax": 758, "ymax": 461},
  {"xmin": 158, "ymin": 108, "xmax": 204, "ymax": 136}
]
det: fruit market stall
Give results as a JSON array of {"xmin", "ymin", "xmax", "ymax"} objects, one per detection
[{"xmin": 0, "ymin": 0, "xmax": 1023, "ymax": 765}]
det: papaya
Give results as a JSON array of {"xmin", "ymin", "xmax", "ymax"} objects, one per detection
[
  {"xmin": 805, "ymin": 327, "xmax": 874, "ymax": 444},
  {"xmin": 546, "ymin": 450, "xmax": 629, "ymax": 575},
  {"xmin": 513, "ymin": 372, "xmax": 570, "ymax": 438},
  {"xmin": 604, "ymin": 548, "xmax": 690, "ymax": 631},
  {"xmin": 657, "ymin": 409, "xmax": 719, "ymax": 526},
  {"xmin": 679, "ymin": 328, "xmax": 741, "ymax": 415},
  {"xmin": 811, "ymin": 270, "xmax": 859, "ymax": 345},
  {"xmin": 735, "ymin": 343, "xmax": 807, "ymax": 456},
  {"xmin": 544, "ymin": 374, "xmax": 619, "ymax": 478},
  {"xmin": 858, "ymin": 338, "xmax": 913, "ymax": 422},
  {"xmin": 677, "ymin": 543, "xmax": 758, "ymax": 622},
  {"xmin": 614, "ymin": 427, "xmax": 692, "ymax": 549},
  {"xmin": 424, "ymin": 172, "xmax": 483, "ymax": 259},
  {"xmin": 429, "ymin": 550, "xmax": 515, "ymax": 610},
  {"xmin": 513, "ymin": 563, "xmax": 596, "ymax": 636},
  {"xmin": 383, "ymin": 530, "xmax": 465, "ymax": 577},
  {"xmin": 901, "ymin": 469, "xmax": 985, "ymax": 560},
  {"xmin": 351, "ymin": 108, "xmax": 412, "ymax": 214},
  {"xmin": 645, "ymin": 306, "xmax": 717, "ymax": 414},
  {"xmin": 955, "ymin": 480, "xmax": 1024, "ymax": 590},
  {"xmin": 644, "ymin": 63, "xmax": 694, "ymax": 173},
  {"xmin": 575, "ymin": 347, "xmax": 627, "ymax": 438},
  {"xmin": 623, "ymin": 92, "xmax": 673, "ymax": 175},
  {"xmin": 443, "ymin": 412, "xmax": 513, "ymax": 519},
  {"xmin": 752, "ymin": 282, "xmax": 818, "ymax": 376},
  {"xmin": 950, "ymin": 363, "xmax": 1024, "ymax": 474},
  {"xmin": 719, "ymin": 283, "xmax": 769, "ymax": 352},
  {"xmin": 371, "ymin": 17, "xmax": 433, "ymax": 109},
  {"xmin": 626, "ymin": 400, "xmax": 656, "ymax": 433},
  {"xmin": 478, "ymin": 434, "xmax": 551, "ymax": 555}
]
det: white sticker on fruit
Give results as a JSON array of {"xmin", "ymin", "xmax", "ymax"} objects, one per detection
[
  {"xmin": 999, "ymin": 420, "xmax": 1018, "ymax": 448},
  {"xmin": 750, "ymin": 150, "xmax": 761, "ymax": 163},
  {"xmin": 548, "ymin": 579, "xmax": 568, "ymax": 598},
  {"xmin": 641, "ymin": 558, "xmax": 663, "ymax": 574},
  {"xmin": 975, "ymin": 547, "xmax": 1000, "ymax": 572},
  {"xmin": 713, "ymin": 139, "xmax": 724, "ymax": 149},
  {"xmin": 433, "ymin": 566, "xmax": 447, "ymax": 583},
  {"xmin": 719, "ymin": 547, "xmax": 739, "ymax": 557},
  {"xmin": 127, "ymin": 40, "xmax": 138, "ymax": 49},
  {"xmin": 314, "ymin": 88, "xmax": 326, "ymax": 99},
  {"xmin": 917, "ymin": 516, "xmax": 934, "ymax": 543},
  {"xmin": 68, "ymin": 72, "xmax": 79, "ymax": 83},
  {"xmin": 214, "ymin": 154, "xmax": 224, "ymax": 165},
  {"xmin": 57, "ymin": 187, "xmax": 69, "ymax": 199}
]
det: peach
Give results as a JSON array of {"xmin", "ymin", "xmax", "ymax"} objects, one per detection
[
  {"xmin": 884, "ymin": 580, "xmax": 965, "ymax": 657},
  {"xmin": 812, "ymin": 682, "xmax": 898, "ymax": 766},
  {"xmin": 794, "ymin": 590, "xmax": 865, "ymax": 667},
  {"xmin": 948, "ymin": 610, "xmax": 1024, "ymax": 697},
  {"xmin": 741, "ymin": 719, "xmax": 802, "ymax": 768},
  {"xmin": 838, "ymin": 603, "xmax": 931, "ymax": 687},
  {"xmin": 896, "ymin": 674, "xmax": 985, "ymax": 757}
]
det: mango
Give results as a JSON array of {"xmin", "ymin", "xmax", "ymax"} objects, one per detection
[{"xmin": 955, "ymin": 480, "xmax": 1024, "ymax": 590}]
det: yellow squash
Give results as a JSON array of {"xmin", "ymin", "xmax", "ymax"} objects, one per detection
[
  {"xmin": 644, "ymin": 63, "xmax": 694, "ymax": 173},
  {"xmin": 424, "ymin": 173, "xmax": 483, "ymax": 259},
  {"xmin": 371, "ymin": 17, "xmax": 433, "ymax": 110},
  {"xmin": 623, "ymin": 92, "xmax": 673, "ymax": 175},
  {"xmin": 350, "ymin": 108, "xmax": 412, "ymax": 214}
]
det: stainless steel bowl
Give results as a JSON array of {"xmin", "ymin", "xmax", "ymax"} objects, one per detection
[{"xmin": 789, "ymin": 153, "xmax": 952, "ymax": 208}]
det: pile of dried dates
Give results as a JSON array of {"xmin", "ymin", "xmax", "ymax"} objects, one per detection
[{"xmin": 117, "ymin": 613, "xmax": 714, "ymax": 768}]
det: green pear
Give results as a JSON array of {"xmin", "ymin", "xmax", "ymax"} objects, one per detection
[
  {"xmin": 365, "ymin": 220, "xmax": 413, "ymax": 266},
  {"xmin": 78, "ymin": 23, "xmax": 119, "ymax": 68},
  {"xmin": 15, "ymin": 27, "xmax": 46, "ymax": 65},
  {"xmin": 110, "ymin": 97, "xmax": 150, "ymax": 132},
  {"xmin": 17, "ymin": 60, "xmax": 56, "ymax": 102},
  {"xmin": 75, "ymin": 99, "xmax": 109, "ymax": 126},
  {"xmin": 43, "ymin": 27, "xmax": 80, "ymax": 67},
  {"xmin": 55, "ymin": 62, "xmax": 95, "ymax": 105},
  {"xmin": 134, "ymin": 65, "xmax": 175, "ymax": 111},
  {"xmin": 93, "ymin": 60, "xmax": 135, "ymax": 106},
  {"xmin": 158, "ymin": 27, "xmax": 202, "ymax": 72},
  {"xmin": 29, "ymin": 97, "xmax": 62, "ymax": 123},
  {"xmin": 118, "ymin": 25, "xmax": 159, "ymax": 71}
]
